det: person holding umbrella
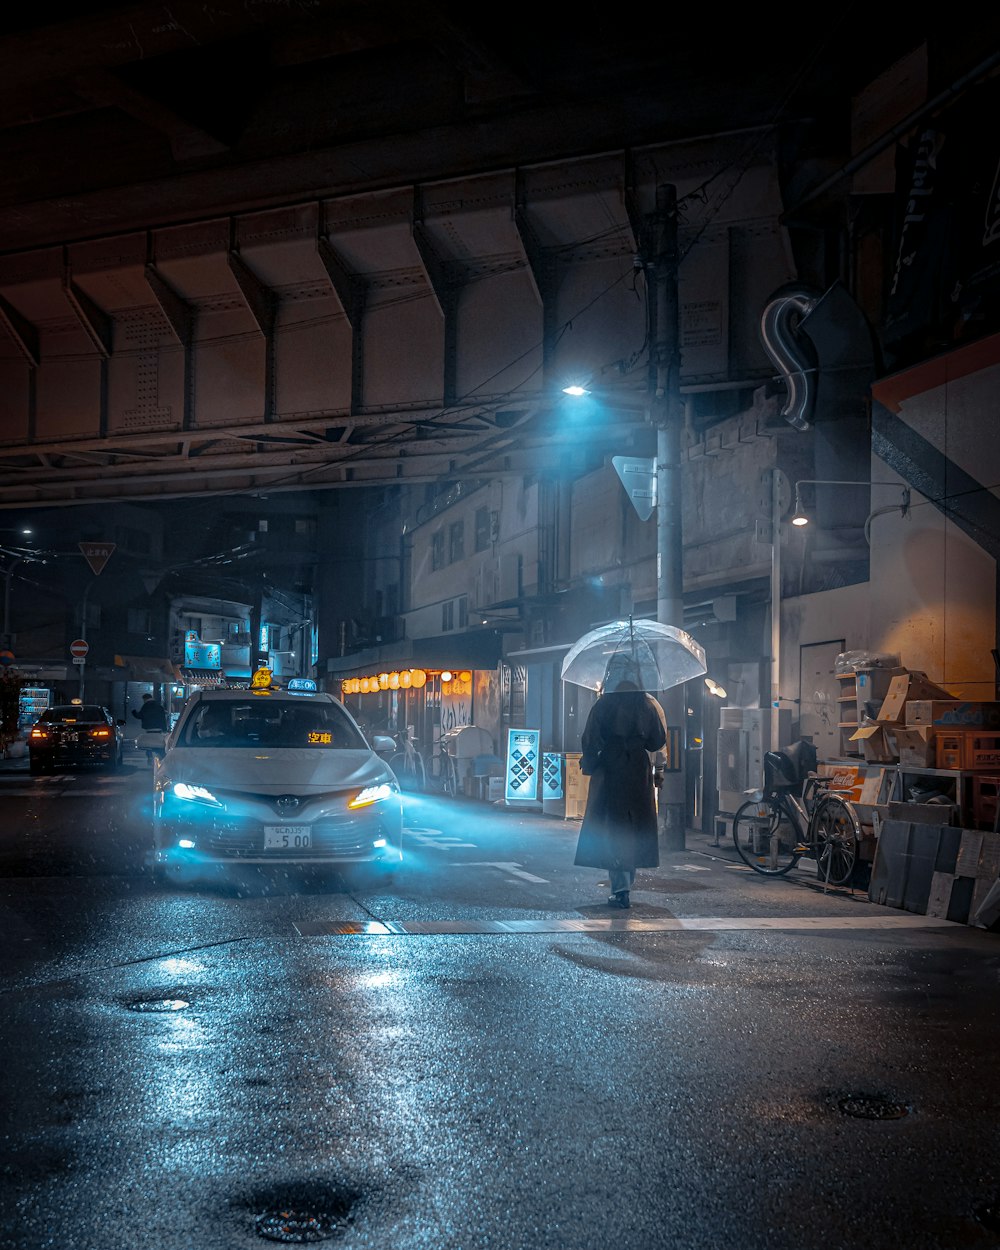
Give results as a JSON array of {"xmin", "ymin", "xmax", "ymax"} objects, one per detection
[{"xmin": 573, "ymin": 653, "xmax": 668, "ymax": 909}]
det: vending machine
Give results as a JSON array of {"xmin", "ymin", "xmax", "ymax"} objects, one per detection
[{"xmin": 18, "ymin": 685, "xmax": 51, "ymax": 731}]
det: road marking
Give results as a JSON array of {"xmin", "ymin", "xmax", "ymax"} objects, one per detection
[
  {"xmin": 0, "ymin": 786, "xmax": 124, "ymax": 797},
  {"xmin": 294, "ymin": 913, "xmax": 958, "ymax": 937},
  {"xmin": 458, "ymin": 861, "xmax": 549, "ymax": 883},
  {"xmin": 404, "ymin": 825, "xmax": 479, "ymax": 849}
]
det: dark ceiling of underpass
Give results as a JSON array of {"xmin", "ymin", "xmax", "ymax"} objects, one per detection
[{"xmin": 1, "ymin": 3, "xmax": 998, "ymax": 510}]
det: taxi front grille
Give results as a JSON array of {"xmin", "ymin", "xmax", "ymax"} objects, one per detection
[{"xmin": 202, "ymin": 816, "xmax": 379, "ymax": 859}]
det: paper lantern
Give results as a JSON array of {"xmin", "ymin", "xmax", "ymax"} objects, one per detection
[
  {"xmin": 459, "ymin": 671, "xmax": 472, "ymax": 683},
  {"xmin": 360, "ymin": 677, "xmax": 370, "ymax": 693},
  {"xmin": 388, "ymin": 671, "xmax": 400, "ymax": 689},
  {"xmin": 378, "ymin": 672, "xmax": 389, "ymax": 690},
  {"xmin": 410, "ymin": 669, "xmax": 426, "ymax": 688},
  {"xmin": 441, "ymin": 670, "xmax": 453, "ymax": 683},
  {"xmin": 399, "ymin": 670, "xmax": 412, "ymax": 689}
]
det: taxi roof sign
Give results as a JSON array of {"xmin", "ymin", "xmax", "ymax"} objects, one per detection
[
  {"xmin": 250, "ymin": 666, "xmax": 275, "ymax": 690},
  {"xmin": 287, "ymin": 678, "xmax": 317, "ymax": 692}
]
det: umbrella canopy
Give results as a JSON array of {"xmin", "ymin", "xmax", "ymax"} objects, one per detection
[{"xmin": 560, "ymin": 617, "xmax": 707, "ymax": 693}]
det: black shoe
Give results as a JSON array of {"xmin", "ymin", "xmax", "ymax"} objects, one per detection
[{"xmin": 608, "ymin": 891, "xmax": 631, "ymax": 909}]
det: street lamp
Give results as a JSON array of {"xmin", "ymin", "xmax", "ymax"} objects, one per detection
[{"xmin": 790, "ymin": 479, "xmax": 911, "ymax": 537}]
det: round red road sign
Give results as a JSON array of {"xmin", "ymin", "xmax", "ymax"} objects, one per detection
[{"xmin": 69, "ymin": 638, "xmax": 89, "ymax": 659}]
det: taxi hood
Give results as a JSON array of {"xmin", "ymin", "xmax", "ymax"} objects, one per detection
[{"xmin": 161, "ymin": 746, "xmax": 392, "ymax": 793}]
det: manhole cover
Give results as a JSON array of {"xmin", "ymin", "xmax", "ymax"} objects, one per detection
[
  {"xmin": 256, "ymin": 1209, "xmax": 344, "ymax": 1243},
  {"xmin": 837, "ymin": 1094, "xmax": 909, "ymax": 1120},
  {"xmin": 125, "ymin": 998, "xmax": 189, "ymax": 1013}
]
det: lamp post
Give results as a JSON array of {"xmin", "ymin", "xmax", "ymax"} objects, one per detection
[
  {"xmin": 78, "ymin": 576, "xmax": 97, "ymax": 700},
  {"xmin": 648, "ymin": 183, "xmax": 688, "ymax": 850}
]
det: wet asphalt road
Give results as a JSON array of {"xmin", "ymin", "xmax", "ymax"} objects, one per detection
[{"xmin": 1, "ymin": 754, "xmax": 1000, "ymax": 1250}]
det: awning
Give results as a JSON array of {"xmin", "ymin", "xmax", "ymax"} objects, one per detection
[
  {"xmin": 414, "ymin": 630, "xmax": 503, "ymax": 669},
  {"xmin": 326, "ymin": 629, "xmax": 503, "ymax": 676},
  {"xmin": 114, "ymin": 655, "xmax": 180, "ymax": 682}
]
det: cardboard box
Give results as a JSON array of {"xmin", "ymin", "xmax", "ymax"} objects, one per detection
[
  {"xmin": 849, "ymin": 724, "xmax": 898, "ymax": 763},
  {"xmin": 877, "ymin": 672, "xmax": 956, "ymax": 724},
  {"xmin": 894, "ymin": 725, "xmax": 935, "ymax": 767},
  {"xmin": 906, "ymin": 700, "xmax": 1000, "ymax": 729}
]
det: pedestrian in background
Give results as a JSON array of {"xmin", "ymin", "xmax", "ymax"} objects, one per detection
[
  {"xmin": 132, "ymin": 692, "xmax": 168, "ymax": 763},
  {"xmin": 573, "ymin": 659, "xmax": 667, "ymax": 909}
]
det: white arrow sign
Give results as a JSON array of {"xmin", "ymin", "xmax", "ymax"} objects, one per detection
[
  {"xmin": 612, "ymin": 455, "xmax": 656, "ymax": 521},
  {"xmin": 459, "ymin": 861, "xmax": 549, "ymax": 883}
]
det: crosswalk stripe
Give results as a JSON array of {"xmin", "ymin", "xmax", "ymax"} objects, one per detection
[{"xmin": 293, "ymin": 913, "xmax": 957, "ymax": 937}]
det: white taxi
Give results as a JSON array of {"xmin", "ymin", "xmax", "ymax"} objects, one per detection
[{"xmin": 151, "ymin": 671, "xmax": 402, "ymax": 882}]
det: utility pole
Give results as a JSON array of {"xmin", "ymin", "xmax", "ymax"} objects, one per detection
[{"xmin": 648, "ymin": 184, "xmax": 687, "ymax": 850}]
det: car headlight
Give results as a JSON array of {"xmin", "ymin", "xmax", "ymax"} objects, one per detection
[
  {"xmin": 171, "ymin": 781, "xmax": 223, "ymax": 807},
  {"xmin": 348, "ymin": 782, "xmax": 395, "ymax": 808}
]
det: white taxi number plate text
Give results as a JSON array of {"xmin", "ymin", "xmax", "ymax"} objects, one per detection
[{"xmin": 264, "ymin": 825, "xmax": 311, "ymax": 849}]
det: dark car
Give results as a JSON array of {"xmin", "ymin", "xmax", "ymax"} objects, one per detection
[{"xmin": 28, "ymin": 703, "xmax": 125, "ymax": 774}]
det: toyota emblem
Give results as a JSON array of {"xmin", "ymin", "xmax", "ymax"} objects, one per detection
[{"xmin": 275, "ymin": 795, "xmax": 300, "ymax": 813}]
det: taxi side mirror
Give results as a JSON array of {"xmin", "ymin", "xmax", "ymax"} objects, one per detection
[{"xmin": 372, "ymin": 734, "xmax": 396, "ymax": 755}]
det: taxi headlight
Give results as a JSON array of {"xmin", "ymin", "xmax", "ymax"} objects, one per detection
[
  {"xmin": 348, "ymin": 782, "xmax": 394, "ymax": 809},
  {"xmin": 171, "ymin": 781, "xmax": 223, "ymax": 807}
]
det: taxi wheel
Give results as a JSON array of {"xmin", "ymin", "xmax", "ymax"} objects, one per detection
[{"xmin": 29, "ymin": 755, "xmax": 49, "ymax": 775}]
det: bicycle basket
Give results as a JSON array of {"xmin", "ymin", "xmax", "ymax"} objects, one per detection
[
  {"xmin": 764, "ymin": 739, "xmax": 818, "ymax": 790},
  {"xmin": 763, "ymin": 751, "xmax": 798, "ymax": 790}
]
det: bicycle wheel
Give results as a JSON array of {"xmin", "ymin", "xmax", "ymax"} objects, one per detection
[
  {"xmin": 389, "ymin": 750, "xmax": 425, "ymax": 793},
  {"xmin": 441, "ymin": 753, "xmax": 458, "ymax": 798},
  {"xmin": 810, "ymin": 795, "xmax": 860, "ymax": 886},
  {"xmin": 732, "ymin": 797, "xmax": 801, "ymax": 876}
]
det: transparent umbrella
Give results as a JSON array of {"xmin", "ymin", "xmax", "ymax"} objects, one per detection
[{"xmin": 560, "ymin": 616, "xmax": 707, "ymax": 693}]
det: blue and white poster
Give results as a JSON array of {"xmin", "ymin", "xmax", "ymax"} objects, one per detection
[
  {"xmin": 505, "ymin": 728, "xmax": 540, "ymax": 803},
  {"xmin": 542, "ymin": 752, "xmax": 563, "ymax": 800}
]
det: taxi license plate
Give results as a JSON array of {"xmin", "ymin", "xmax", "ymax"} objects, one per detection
[{"xmin": 264, "ymin": 825, "xmax": 311, "ymax": 850}]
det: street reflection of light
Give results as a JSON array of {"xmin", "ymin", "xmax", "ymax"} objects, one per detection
[
  {"xmin": 357, "ymin": 970, "xmax": 403, "ymax": 990},
  {"xmin": 155, "ymin": 1013, "xmax": 202, "ymax": 1054},
  {"xmin": 158, "ymin": 958, "xmax": 204, "ymax": 976}
]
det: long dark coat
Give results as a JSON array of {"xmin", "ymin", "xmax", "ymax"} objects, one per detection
[{"xmin": 573, "ymin": 689, "xmax": 667, "ymax": 870}]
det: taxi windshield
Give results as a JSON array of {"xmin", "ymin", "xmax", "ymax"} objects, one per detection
[{"xmin": 181, "ymin": 699, "xmax": 366, "ymax": 749}]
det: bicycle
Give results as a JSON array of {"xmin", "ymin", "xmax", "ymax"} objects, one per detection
[
  {"xmin": 732, "ymin": 749, "xmax": 861, "ymax": 886},
  {"xmin": 436, "ymin": 743, "xmax": 460, "ymax": 798},
  {"xmin": 388, "ymin": 727, "xmax": 426, "ymax": 793}
]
